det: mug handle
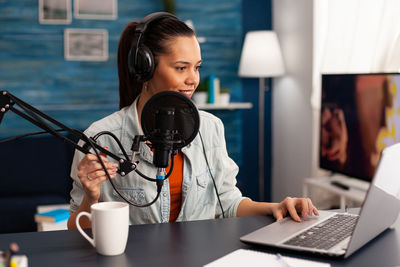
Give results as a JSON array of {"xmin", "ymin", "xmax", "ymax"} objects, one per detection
[{"xmin": 76, "ymin": 211, "xmax": 95, "ymax": 247}]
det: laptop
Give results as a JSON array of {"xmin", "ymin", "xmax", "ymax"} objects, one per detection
[{"xmin": 240, "ymin": 143, "xmax": 400, "ymax": 258}]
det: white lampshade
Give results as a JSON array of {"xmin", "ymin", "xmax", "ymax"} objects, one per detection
[{"xmin": 238, "ymin": 31, "xmax": 285, "ymax": 77}]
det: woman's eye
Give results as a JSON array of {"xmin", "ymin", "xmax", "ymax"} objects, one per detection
[
  {"xmin": 196, "ymin": 65, "xmax": 202, "ymax": 71},
  {"xmin": 176, "ymin": 66, "xmax": 185, "ymax": 71}
]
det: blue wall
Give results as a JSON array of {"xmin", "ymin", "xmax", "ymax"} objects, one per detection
[
  {"xmin": 240, "ymin": 0, "xmax": 272, "ymax": 201},
  {"xmin": 0, "ymin": 0, "xmax": 242, "ymax": 132},
  {"xmin": 0, "ymin": 0, "xmax": 272, "ymax": 201}
]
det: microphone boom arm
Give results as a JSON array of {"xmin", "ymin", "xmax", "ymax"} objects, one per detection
[
  {"xmin": 0, "ymin": 90, "xmax": 137, "ymax": 175},
  {"xmin": 0, "ymin": 90, "xmax": 181, "ymax": 208}
]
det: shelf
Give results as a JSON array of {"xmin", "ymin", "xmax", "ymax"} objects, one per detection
[
  {"xmin": 197, "ymin": 102, "xmax": 253, "ymax": 110},
  {"xmin": 303, "ymin": 176, "xmax": 368, "ymax": 209}
]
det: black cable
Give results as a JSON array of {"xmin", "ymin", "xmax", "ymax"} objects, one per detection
[
  {"xmin": 135, "ymin": 169, "xmax": 157, "ymax": 182},
  {"xmin": 92, "ymin": 131, "xmax": 130, "ymax": 161},
  {"xmin": 135, "ymin": 153, "xmax": 174, "ymax": 182},
  {"xmin": 198, "ymin": 132, "xmax": 225, "ymax": 218},
  {"xmin": 0, "ymin": 129, "xmax": 65, "ymax": 144},
  {"xmin": 165, "ymin": 154, "xmax": 175, "ymax": 178},
  {"xmin": 7, "ymin": 99, "xmax": 84, "ymax": 152},
  {"xmin": 91, "ymin": 131, "xmax": 175, "ymax": 181},
  {"xmin": 82, "ymin": 131, "xmax": 163, "ymax": 207}
]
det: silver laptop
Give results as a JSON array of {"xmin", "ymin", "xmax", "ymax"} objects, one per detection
[{"xmin": 241, "ymin": 143, "xmax": 400, "ymax": 258}]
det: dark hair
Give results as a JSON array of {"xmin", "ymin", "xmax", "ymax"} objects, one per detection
[{"xmin": 117, "ymin": 16, "xmax": 195, "ymax": 109}]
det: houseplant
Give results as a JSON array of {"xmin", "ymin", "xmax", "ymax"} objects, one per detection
[{"xmin": 192, "ymin": 81, "xmax": 208, "ymax": 105}]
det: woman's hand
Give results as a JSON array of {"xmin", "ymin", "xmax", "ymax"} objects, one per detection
[
  {"xmin": 77, "ymin": 147, "xmax": 118, "ymax": 203},
  {"xmin": 272, "ymin": 197, "xmax": 319, "ymax": 222}
]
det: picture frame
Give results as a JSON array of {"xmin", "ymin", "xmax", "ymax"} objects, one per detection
[
  {"xmin": 74, "ymin": 0, "xmax": 117, "ymax": 20},
  {"xmin": 38, "ymin": 0, "xmax": 72, "ymax": 24},
  {"xmin": 64, "ymin": 28, "xmax": 108, "ymax": 61}
]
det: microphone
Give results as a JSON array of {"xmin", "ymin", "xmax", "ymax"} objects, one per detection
[
  {"xmin": 141, "ymin": 91, "xmax": 200, "ymax": 169},
  {"xmin": 153, "ymin": 107, "xmax": 175, "ymax": 168}
]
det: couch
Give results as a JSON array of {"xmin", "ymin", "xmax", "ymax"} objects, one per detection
[{"xmin": 0, "ymin": 133, "xmax": 77, "ymax": 233}]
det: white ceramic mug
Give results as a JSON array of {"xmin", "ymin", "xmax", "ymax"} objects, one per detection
[{"xmin": 76, "ymin": 201, "xmax": 129, "ymax": 256}]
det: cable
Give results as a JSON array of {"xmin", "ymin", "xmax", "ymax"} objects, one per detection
[
  {"xmin": 92, "ymin": 131, "xmax": 130, "ymax": 161},
  {"xmin": 0, "ymin": 129, "xmax": 65, "ymax": 144},
  {"xmin": 198, "ymin": 132, "xmax": 225, "ymax": 218},
  {"xmin": 85, "ymin": 131, "xmax": 168, "ymax": 207},
  {"xmin": 135, "ymin": 154, "xmax": 175, "ymax": 182},
  {"xmin": 6, "ymin": 95, "xmax": 85, "ymax": 152},
  {"xmin": 91, "ymin": 131, "xmax": 175, "ymax": 182}
]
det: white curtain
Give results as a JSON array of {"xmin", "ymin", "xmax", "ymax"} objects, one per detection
[
  {"xmin": 311, "ymin": 0, "xmax": 400, "ymax": 178},
  {"xmin": 312, "ymin": 0, "xmax": 400, "ymax": 109}
]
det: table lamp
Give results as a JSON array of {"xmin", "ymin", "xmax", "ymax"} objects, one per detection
[{"xmin": 238, "ymin": 31, "xmax": 285, "ymax": 200}]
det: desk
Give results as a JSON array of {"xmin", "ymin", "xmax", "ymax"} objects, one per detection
[{"xmin": 0, "ymin": 215, "xmax": 399, "ymax": 267}]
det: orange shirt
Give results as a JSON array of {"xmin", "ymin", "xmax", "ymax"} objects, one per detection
[{"xmin": 166, "ymin": 150, "xmax": 184, "ymax": 222}]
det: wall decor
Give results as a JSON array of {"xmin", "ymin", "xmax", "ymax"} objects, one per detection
[
  {"xmin": 74, "ymin": 0, "xmax": 117, "ymax": 20},
  {"xmin": 39, "ymin": 0, "xmax": 72, "ymax": 24},
  {"xmin": 64, "ymin": 28, "xmax": 108, "ymax": 61}
]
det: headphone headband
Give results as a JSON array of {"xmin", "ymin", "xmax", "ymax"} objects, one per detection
[
  {"xmin": 136, "ymin": 12, "xmax": 177, "ymax": 34},
  {"xmin": 128, "ymin": 12, "xmax": 177, "ymax": 82}
]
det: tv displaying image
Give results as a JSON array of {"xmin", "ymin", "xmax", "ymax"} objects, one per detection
[{"xmin": 320, "ymin": 73, "xmax": 400, "ymax": 181}]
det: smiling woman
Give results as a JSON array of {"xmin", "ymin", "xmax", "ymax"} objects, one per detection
[
  {"xmin": 67, "ymin": 12, "xmax": 318, "ymax": 231},
  {"xmin": 136, "ymin": 35, "xmax": 202, "ymax": 121}
]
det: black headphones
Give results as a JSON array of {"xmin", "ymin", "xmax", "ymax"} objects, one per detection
[{"xmin": 128, "ymin": 12, "xmax": 177, "ymax": 83}]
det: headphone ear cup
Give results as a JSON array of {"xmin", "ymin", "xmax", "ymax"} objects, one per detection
[{"xmin": 133, "ymin": 45, "xmax": 155, "ymax": 82}]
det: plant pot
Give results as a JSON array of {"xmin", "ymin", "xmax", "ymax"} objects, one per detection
[
  {"xmin": 192, "ymin": 92, "xmax": 208, "ymax": 105},
  {"xmin": 219, "ymin": 93, "xmax": 230, "ymax": 105}
]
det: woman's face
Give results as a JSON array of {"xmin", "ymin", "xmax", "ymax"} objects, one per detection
[{"xmin": 146, "ymin": 35, "xmax": 201, "ymax": 99}]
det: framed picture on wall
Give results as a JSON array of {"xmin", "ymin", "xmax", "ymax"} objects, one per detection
[
  {"xmin": 64, "ymin": 29, "xmax": 108, "ymax": 61},
  {"xmin": 74, "ymin": 0, "xmax": 117, "ymax": 20},
  {"xmin": 39, "ymin": 0, "xmax": 72, "ymax": 24}
]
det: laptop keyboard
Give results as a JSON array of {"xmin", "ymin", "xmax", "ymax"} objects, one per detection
[{"xmin": 283, "ymin": 213, "xmax": 359, "ymax": 251}]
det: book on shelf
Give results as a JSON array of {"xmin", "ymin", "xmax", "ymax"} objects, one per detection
[
  {"xmin": 207, "ymin": 74, "xmax": 220, "ymax": 104},
  {"xmin": 34, "ymin": 208, "xmax": 70, "ymax": 223}
]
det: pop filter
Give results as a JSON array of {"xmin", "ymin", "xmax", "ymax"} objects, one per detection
[{"xmin": 141, "ymin": 91, "xmax": 200, "ymax": 167}]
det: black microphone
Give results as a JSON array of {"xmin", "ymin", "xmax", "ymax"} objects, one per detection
[
  {"xmin": 141, "ymin": 91, "xmax": 200, "ymax": 169},
  {"xmin": 152, "ymin": 107, "xmax": 175, "ymax": 168}
]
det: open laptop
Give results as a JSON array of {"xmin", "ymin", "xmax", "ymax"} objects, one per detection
[{"xmin": 241, "ymin": 143, "xmax": 400, "ymax": 258}]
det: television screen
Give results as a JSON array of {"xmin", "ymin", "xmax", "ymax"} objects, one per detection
[{"xmin": 320, "ymin": 73, "xmax": 400, "ymax": 181}]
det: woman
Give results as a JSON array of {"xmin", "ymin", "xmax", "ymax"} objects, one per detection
[{"xmin": 67, "ymin": 12, "xmax": 318, "ymax": 229}]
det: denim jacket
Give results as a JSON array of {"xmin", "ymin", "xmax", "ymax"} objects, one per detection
[{"xmin": 69, "ymin": 97, "xmax": 247, "ymax": 224}]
